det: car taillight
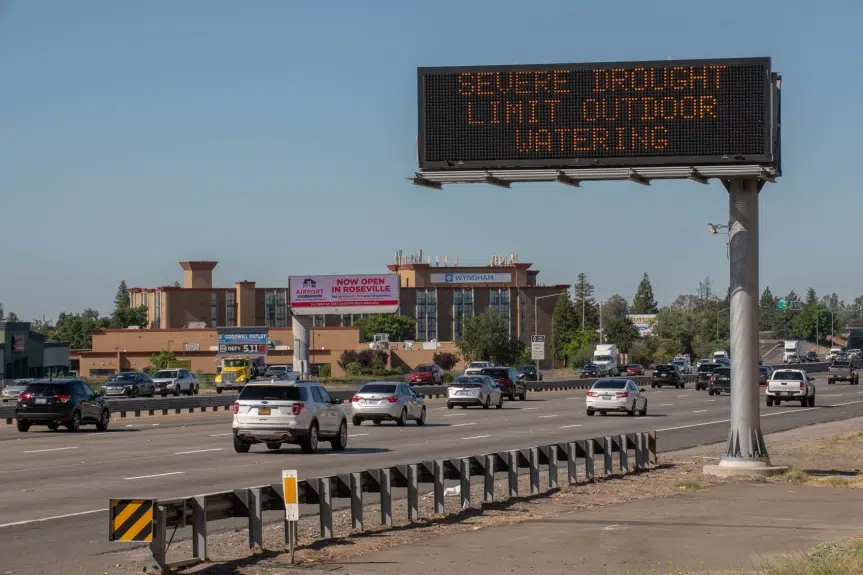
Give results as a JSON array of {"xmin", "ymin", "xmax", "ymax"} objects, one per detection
[
  {"xmin": 292, "ymin": 403, "xmax": 304, "ymax": 415},
  {"xmin": 386, "ymin": 396, "xmax": 398, "ymax": 403},
  {"xmin": 232, "ymin": 402, "xmax": 240, "ymax": 414},
  {"xmin": 587, "ymin": 391, "xmax": 598, "ymax": 397},
  {"xmin": 352, "ymin": 395, "xmax": 361, "ymax": 402},
  {"xmin": 20, "ymin": 392, "xmax": 32, "ymax": 400},
  {"xmin": 710, "ymin": 376, "xmax": 715, "ymax": 382},
  {"xmin": 616, "ymin": 392, "xmax": 628, "ymax": 398},
  {"xmin": 799, "ymin": 382, "xmax": 804, "ymax": 389}
]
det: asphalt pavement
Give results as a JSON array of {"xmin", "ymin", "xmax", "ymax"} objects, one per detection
[{"xmin": 2, "ymin": 373, "xmax": 863, "ymax": 574}]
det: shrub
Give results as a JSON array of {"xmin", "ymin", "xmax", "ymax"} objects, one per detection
[
  {"xmin": 371, "ymin": 356, "xmax": 388, "ymax": 376},
  {"xmin": 346, "ymin": 362, "xmax": 362, "ymax": 377},
  {"xmin": 319, "ymin": 364, "xmax": 332, "ymax": 378},
  {"xmin": 433, "ymin": 351, "xmax": 459, "ymax": 371},
  {"xmin": 338, "ymin": 350, "xmax": 360, "ymax": 370},
  {"xmin": 442, "ymin": 372, "xmax": 454, "ymax": 383}
]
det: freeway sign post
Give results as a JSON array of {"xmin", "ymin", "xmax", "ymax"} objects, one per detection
[
  {"xmin": 531, "ymin": 335, "xmax": 546, "ymax": 361},
  {"xmin": 282, "ymin": 469, "xmax": 299, "ymax": 563}
]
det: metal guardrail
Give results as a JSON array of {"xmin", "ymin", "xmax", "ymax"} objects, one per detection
[
  {"xmin": 2, "ymin": 365, "xmax": 830, "ymax": 425},
  {"xmin": 123, "ymin": 429, "xmax": 658, "ymax": 573}
]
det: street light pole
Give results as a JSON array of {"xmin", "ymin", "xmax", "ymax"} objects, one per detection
[{"xmin": 534, "ymin": 292, "xmax": 569, "ymax": 372}]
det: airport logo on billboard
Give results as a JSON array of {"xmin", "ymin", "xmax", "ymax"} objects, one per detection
[
  {"xmin": 289, "ymin": 274, "xmax": 400, "ymax": 315},
  {"xmin": 431, "ymin": 272, "xmax": 512, "ymax": 284}
]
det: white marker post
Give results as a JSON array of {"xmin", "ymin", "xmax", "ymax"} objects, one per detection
[{"xmin": 282, "ymin": 469, "xmax": 299, "ymax": 563}]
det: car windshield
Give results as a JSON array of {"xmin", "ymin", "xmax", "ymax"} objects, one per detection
[
  {"xmin": 628, "ymin": 365, "xmax": 641, "ymax": 369},
  {"xmin": 238, "ymin": 386, "xmax": 303, "ymax": 401},
  {"xmin": 480, "ymin": 368, "xmax": 509, "ymax": 378},
  {"xmin": 266, "ymin": 366, "xmax": 288, "ymax": 373},
  {"xmin": 594, "ymin": 355, "xmax": 612, "ymax": 362},
  {"xmin": 833, "ymin": 360, "xmax": 850, "ymax": 367},
  {"xmin": 468, "ymin": 362, "xmax": 488, "ymax": 369},
  {"xmin": 454, "ymin": 376, "xmax": 486, "ymax": 385},
  {"xmin": 773, "ymin": 371, "xmax": 804, "ymax": 381},
  {"xmin": 153, "ymin": 370, "xmax": 178, "ymax": 379},
  {"xmin": 760, "ymin": 367, "xmax": 772, "ymax": 374},
  {"xmin": 110, "ymin": 373, "xmax": 138, "ymax": 382},
  {"xmin": 519, "ymin": 366, "xmax": 535, "ymax": 373},
  {"xmin": 656, "ymin": 365, "xmax": 674, "ymax": 372},
  {"xmin": 25, "ymin": 383, "xmax": 70, "ymax": 395},
  {"xmin": 359, "ymin": 384, "xmax": 398, "ymax": 394},
  {"xmin": 592, "ymin": 380, "xmax": 627, "ymax": 390},
  {"xmin": 583, "ymin": 364, "xmax": 597, "ymax": 369},
  {"xmin": 698, "ymin": 364, "xmax": 718, "ymax": 373},
  {"xmin": 224, "ymin": 359, "xmax": 248, "ymax": 367},
  {"xmin": 414, "ymin": 366, "xmax": 433, "ymax": 373}
]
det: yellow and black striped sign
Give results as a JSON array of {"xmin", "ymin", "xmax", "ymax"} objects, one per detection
[{"xmin": 109, "ymin": 499, "xmax": 154, "ymax": 542}]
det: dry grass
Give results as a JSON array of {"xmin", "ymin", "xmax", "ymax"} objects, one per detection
[
  {"xmin": 677, "ymin": 479, "xmax": 706, "ymax": 491},
  {"xmin": 760, "ymin": 539, "xmax": 863, "ymax": 575},
  {"xmin": 779, "ymin": 467, "xmax": 811, "ymax": 484}
]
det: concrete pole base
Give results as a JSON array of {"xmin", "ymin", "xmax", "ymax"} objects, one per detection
[{"xmin": 704, "ymin": 457, "xmax": 788, "ymax": 478}]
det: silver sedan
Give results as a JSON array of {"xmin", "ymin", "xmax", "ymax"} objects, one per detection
[
  {"xmin": 446, "ymin": 375, "xmax": 503, "ymax": 409},
  {"xmin": 1, "ymin": 380, "xmax": 32, "ymax": 402},
  {"xmin": 351, "ymin": 382, "xmax": 426, "ymax": 426}
]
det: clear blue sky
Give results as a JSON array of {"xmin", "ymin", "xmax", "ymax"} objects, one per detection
[{"xmin": 1, "ymin": 0, "xmax": 859, "ymax": 321}]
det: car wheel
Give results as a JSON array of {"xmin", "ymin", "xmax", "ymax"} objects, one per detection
[
  {"xmin": 67, "ymin": 410, "xmax": 81, "ymax": 432},
  {"xmin": 482, "ymin": 396, "xmax": 490, "ymax": 409},
  {"xmin": 266, "ymin": 442, "xmax": 281, "ymax": 450},
  {"xmin": 161, "ymin": 391, "xmax": 168, "ymax": 397},
  {"xmin": 373, "ymin": 420, "xmax": 382, "ymax": 425},
  {"xmin": 397, "ymin": 408, "xmax": 408, "ymax": 426},
  {"xmin": 47, "ymin": 423, "xmax": 59, "ymax": 431},
  {"xmin": 174, "ymin": 386, "xmax": 180, "ymax": 397},
  {"xmin": 496, "ymin": 395, "xmax": 503, "ymax": 409},
  {"xmin": 586, "ymin": 409, "xmax": 595, "ymax": 416},
  {"xmin": 331, "ymin": 420, "xmax": 348, "ymax": 451},
  {"xmin": 447, "ymin": 403, "xmax": 454, "ymax": 410},
  {"xmin": 300, "ymin": 422, "xmax": 319, "ymax": 454},
  {"xmin": 708, "ymin": 390, "xmax": 714, "ymax": 396},
  {"xmin": 16, "ymin": 420, "xmax": 30, "ymax": 432},
  {"xmin": 131, "ymin": 387, "xmax": 139, "ymax": 398},
  {"xmin": 95, "ymin": 409, "xmax": 110, "ymax": 432},
  {"xmin": 416, "ymin": 407, "xmax": 426, "ymax": 425},
  {"xmin": 627, "ymin": 402, "xmax": 635, "ymax": 417},
  {"xmin": 639, "ymin": 400, "xmax": 648, "ymax": 416},
  {"xmin": 808, "ymin": 395, "xmax": 815, "ymax": 407},
  {"xmin": 520, "ymin": 389, "xmax": 527, "ymax": 401},
  {"xmin": 233, "ymin": 435, "xmax": 250, "ymax": 453},
  {"xmin": 651, "ymin": 383, "xmax": 656, "ymax": 389},
  {"xmin": 766, "ymin": 396, "xmax": 773, "ymax": 407},
  {"xmin": 599, "ymin": 411, "xmax": 607, "ymax": 416},
  {"xmin": 675, "ymin": 383, "xmax": 681, "ymax": 389},
  {"xmin": 679, "ymin": 382, "xmax": 686, "ymax": 389},
  {"xmin": 352, "ymin": 415, "xmax": 362, "ymax": 426},
  {"xmin": 216, "ymin": 388, "xmax": 223, "ymax": 394},
  {"xmin": 508, "ymin": 394, "xmax": 515, "ymax": 401},
  {"xmin": 461, "ymin": 405, "xmax": 467, "ymax": 409},
  {"xmin": 800, "ymin": 397, "xmax": 807, "ymax": 407}
]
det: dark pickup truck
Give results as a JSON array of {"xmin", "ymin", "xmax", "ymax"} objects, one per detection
[
  {"xmin": 709, "ymin": 367, "xmax": 731, "ymax": 396},
  {"xmin": 827, "ymin": 359, "xmax": 859, "ymax": 385},
  {"xmin": 652, "ymin": 364, "xmax": 684, "ymax": 389},
  {"xmin": 695, "ymin": 363, "xmax": 719, "ymax": 391}
]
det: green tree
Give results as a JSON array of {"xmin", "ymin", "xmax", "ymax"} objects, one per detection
[
  {"xmin": 602, "ymin": 315, "xmax": 639, "ymax": 353},
  {"xmin": 573, "ymin": 273, "xmax": 598, "ymax": 329},
  {"xmin": 457, "ymin": 308, "xmax": 522, "ymax": 365},
  {"xmin": 109, "ymin": 280, "xmax": 148, "ymax": 329},
  {"xmin": 53, "ymin": 309, "xmax": 110, "ymax": 349},
  {"xmin": 149, "ymin": 349, "xmax": 177, "ymax": 372},
  {"xmin": 805, "ymin": 287, "xmax": 817, "ymax": 306},
  {"xmin": 632, "ymin": 273, "xmax": 658, "ymax": 314},
  {"xmin": 603, "ymin": 294, "xmax": 630, "ymax": 319},
  {"xmin": 653, "ymin": 308, "xmax": 697, "ymax": 357},
  {"xmin": 792, "ymin": 303, "xmax": 832, "ymax": 344},
  {"xmin": 354, "ymin": 314, "xmax": 416, "ymax": 342},
  {"xmin": 0, "ymin": 302, "xmax": 4, "ymax": 321},
  {"xmin": 30, "ymin": 316, "xmax": 55, "ymax": 338},
  {"xmin": 551, "ymin": 294, "xmax": 577, "ymax": 361},
  {"xmin": 114, "ymin": 281, "xmax": 130, "ymax": 310},
  {"xmin": 759, "ymin": 286, "xmax": 779, "ymax": 333},
  {"xmin": 6, "ymin": 311, "xmax": 19, "ymax": 322},
  {"xmin": 561, "ymin": 328, "xmax": 599, "ymax": 367}
]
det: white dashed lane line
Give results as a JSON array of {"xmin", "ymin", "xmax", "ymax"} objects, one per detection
[
  {"xmin": 124, "ymin": 471, "xmax": 185, "ymax": 481},
  {"xmin": 174, "ymin": 448, "xmax": 222, "ymax": 455},
  {"xmin": 23, "ymin": 447, "xmax": 79, "ymax": 454},
  {"xmin": 461, "ymin": 435, "xmax": 491, "ymax": 440}
]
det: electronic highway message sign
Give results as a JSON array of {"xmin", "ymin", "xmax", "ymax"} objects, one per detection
[{"xmin": 417, "ymin": 57, "xmax": 777, "ymax": 171}]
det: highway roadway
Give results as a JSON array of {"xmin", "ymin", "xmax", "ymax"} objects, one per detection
[{"xmin": 2, "ymin": 373, "xmax": 863, "ymax": 574}]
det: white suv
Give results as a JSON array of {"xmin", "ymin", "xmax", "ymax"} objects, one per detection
[
  {"xmin": 766, "ymin": 368, "xmax": 815, "ymax": 407},
  {"xmin": 465, "ymin": 361, "xmax": 494, "ymax": 376},
  {"xmin": 232, "ymin": 380, "xmax": 348, "ymax": 454}
]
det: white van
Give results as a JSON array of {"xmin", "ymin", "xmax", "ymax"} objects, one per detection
[
  {"xmin": 672, "ymin": 355, "xmax": 691, "ymax": 374},
  {"xmin": 713, "ymin": 350, "xmax": 730, "ymax": 363}
]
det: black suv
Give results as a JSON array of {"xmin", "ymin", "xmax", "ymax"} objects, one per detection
[
  {"xmin": 709, "ymin": 367, "xmax": 731, "ymax": 395},
  {"xmin": 652, "ymin": 364, "xmax": 683, "ymax": 389},
  {"xmin": 517, "ymin": 365, "xmax": 542, "ymax": 382},
  {"xmin": 479, "ymin": 367, "xmax": 527, "ymax": 401},
  {"xmin": 695, "ymin": 363, "xmax": 719, "ymax": 391},
  {"xmin": 15, "ymin": 379, "xmax": 111, "ymax": 433}
]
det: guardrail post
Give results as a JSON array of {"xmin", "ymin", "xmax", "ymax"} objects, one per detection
[
  {"xmin": 634, "ymin": 432, "xmax": 644, "ymax": 471},
  {"xmin": 433, "ymin": 460, "xmax": 445, "ymax": 514},
  {"xmin": 507, "ymin": 451, "xmax": 518, "ymax": 498},
  {"xmin": 484, "ymin": 454, "xmax": 495, "ymax": 502},
  {"xmin": 459, "ymin": 458, "xmax": 471, "ymax": 509},
  {"xmin": 407, "ymin": 464, "xmax": 419, "ymax": 521},
  {"xmin": 350, "ymin": 472, "xmax": 363, "ymax": 531},
  {"xmin": 380, "ymin": 468, "xmax": 392, "ymax": 526},
  {"xmin": 248, "ymin": 487, "xmax": 263, "ymax": 552},
  {"xmin": 648, "ymin": 430, "xmax": 658, "ymax": 465},
  {"xmin": 585, "ymin": 440, "xmax": 596, "ymax": 482},
  {"xmin": 619, "ymin": 434, "xmax": 629, "ymax": 473},
  {"xmin": 192, "ymin": 495, "xmax": 207, "ymax": 561},
  {"xmin": 603, "ymin": 437, "xmax": 614, "ymax": 476},
  {"xmin": 529, "ymin": 447, "xmax": 540, "ymax": 495},
  {"xmin": 145, "ymin": 505, "xmax": 167, "ymax": 574},
  {"xmin": 548, "ymin": 445, "xmax": 558, "ymax": 489},
  {"xmin": 566, "ymin": 442, "xmax": 578, "ymax": 485},
  {"xmin": 319, "ymin": 477, "xmax": 333, "ymax": 538}
]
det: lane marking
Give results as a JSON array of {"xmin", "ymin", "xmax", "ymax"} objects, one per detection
[
  {"xmin": 124, "ymin": 472, "xmax": 185, "ymax": 481},
  {"xmin": 461, "ymin": 434, "xmax": 491, "ymax": 440},
  {"xmin": 0, "ymin": 508, "xmax": 107, "ymax": 530},
  {"xmin": 559, "ymin": 424, "xmax": 582, "ymax": 429},
  {"xmin": 209, "ymin": 433, "xmax": 232, "ymax": 437},
  {"xmin": 521, "ymin": 407, "xmax": 539, "ymax": 411},
  {"xmin": 827, "ymin": 400, "xmax": 863, "ymax": 407},
  {"xmin": 348, "ymin": 433, "xmax": 369, "ymax": 438},
  {"xmin": 538, "ymin": 414, "xmax": 559, "ymax": 419},
  {"xmin": 692, "ymin": 410, "xmax": 708, "ymax": 414},
  {"xmin": 658, "ymin": 406, "xmax": 823, "ymax": 432},
  {"xmin": 23, "ymin": 447, "xmax": 79, "ymax": 454},
  {"xmin": 659, "ymin": 403, "xmax": 674, "ymax": 407},
  {"xmin": 452, "ymin": 422, "xmax": 477, "ymax": 427},
  {"xmin": 677, "ymin": 394, "xmax": 689, "ymax": 398},
  {"xmin": 443, "ymin": 413, "xmax": 466, "ymax": 417},
  {"xmin": 174, "ymin": 448, "xmax": 223, "ymax": 455}
]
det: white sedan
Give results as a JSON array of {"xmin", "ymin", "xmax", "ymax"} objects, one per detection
[{"xmin": 586, "ymin": 379, "xmax": 648, "ymax": 417}]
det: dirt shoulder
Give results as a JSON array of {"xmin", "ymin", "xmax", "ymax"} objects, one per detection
[{"xmin": 93, "ymin": 417, "xmax": 863, "ymax": 575}]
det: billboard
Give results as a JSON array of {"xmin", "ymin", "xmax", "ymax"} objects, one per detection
[
  {"xmin": 289, "ymin": 274, "xmax": 400, "ymax": 315},
  {"xmin": 217, "ymin": 329, "xmax": 269, "ymax": 357},
  {"xmin": 627, "ymin": 314, "xmax": 657, "ymax": 337},
  {"xmin": 430, "ymin": 272, "xmax": 512, "ymax": 284},
  {"xmin": 418, "ymin": 57, "xmax": 775, "ymax": 171}
]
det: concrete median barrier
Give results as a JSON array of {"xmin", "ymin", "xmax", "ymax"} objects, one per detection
[{"xmin": 112, "ymin": 429, "xmax": 658, "ymax": 573}]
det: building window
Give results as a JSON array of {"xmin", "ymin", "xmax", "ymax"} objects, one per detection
[
  {"xmin": 153, "ymin": 293, "xmax": 161, "ymax": 329},
  {"xmin": 341, "ymin": 313, "xmax": 368, "ymax": 327},
  {"xmin": 226, "ymin": 292, "xmax": 237, "ymax": 327},
  {"xmin": 90, "ymin": 368, "xmax": 116, "ymax": 377},
  {"xmin": 453, "ymin": 289, "xmax": 473, "ymax": 341},
  {"xmin": 313, "ymin": 314, "xmax": 326, "ymax": 327},
  {"xmin": 275, "ymin": 290, "xmax": 287, "ymax": 327},
  {"xmin": 310, "ymin": 363, "xmax": 329, "ymax": 377},
  {"xmin": 416, "ymin": 288, "xmax": 438, "ymax": 342},
  {"xmin": 490, "ymin": 288, "xmax": 511, "ymax": 327},
  {"xmin": 211, "ymin": 292, "xmax": 218, "ymax": 327},
  {"xmin": 520, "ymin": 292, "xmax": 526, "ymax": 341},
  {"xmin": 265, "ymin": 290, "xmax": 276, "ymax": 327}
]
